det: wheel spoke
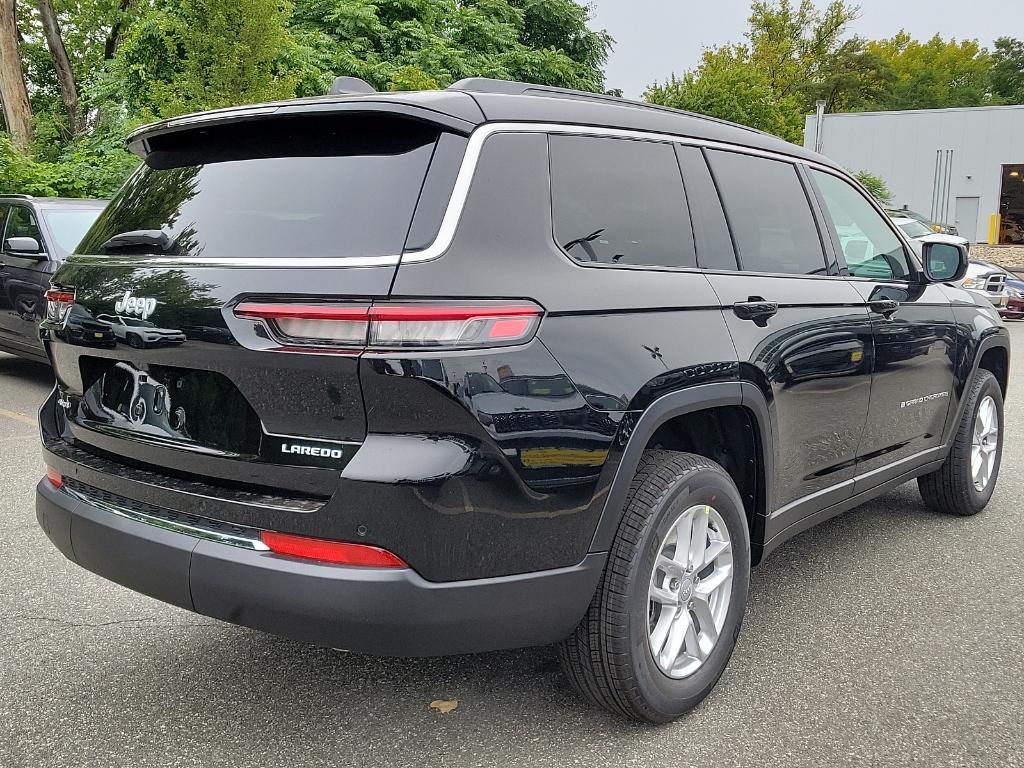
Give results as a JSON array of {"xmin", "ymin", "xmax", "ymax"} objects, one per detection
[
  {"xmin": 688, "ymin": 507, "xmax": 710, "ymax": 568},
  {"xmin": 660, "ymin": 610, "xmax": 691, "ymax": 670},
  {"xmin": 688, "ymin": 598, "xmax": 720, "ymax": 659},
  {"xmin": 649, "ymin": 607, "xmax": 673, "ymax": 655},
  {"xmin": 703, "ymin": 537, "xmax": 730, "ymax": 566},
  {"xmin": 657, "ymin": 554, "xmax": 685, "ymax": 578},
  {"xmin": 681, "ymin": 618, "xmax": 701, "ymax": 664},
  {"xmin": 672, "ymin": 512, "xmax": 694, "ymax": 565},
  {"xmin": 649, "ymin": 581, "xmax": 677, "ymax": 606},
  {"xmin": 695, "ymin": 563, "xmax": 732, "ymax": 596}
]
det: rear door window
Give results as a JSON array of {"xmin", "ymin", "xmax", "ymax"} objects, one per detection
[
  {"xmin": 707, "ymin": 150, "xmax": 827, "ymax": 275},
  {"xmin": 78, "ymin": 115, "xmax": 442, "ymax": 260},
  {"xmin": 549, "ymin": 135, "xmax": 697, "ymax": 269}
]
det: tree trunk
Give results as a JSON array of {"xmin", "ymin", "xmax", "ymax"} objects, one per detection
[
  {"xmin": 36, "ymin": 0, "xmax": 80, "ymax": 134},
  {"xmin": 0, "ymin": 0, "xmax": 32, "ymax": 148},
  {"xmin": 103, "ymin": 0, "xmax": 135, "ymax": 60}
]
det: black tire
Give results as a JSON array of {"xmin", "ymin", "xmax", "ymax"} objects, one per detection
[
  {"xmin": 918, "ymin": 369, "xmax": 1003, "ymax": 516},
  {"xmin": 559, "ymin": 450, "xmax": 750, "ymax": 723},
  {"xmin": 127, "ymin": 332, "xmax": 144, "ymax": 349}
]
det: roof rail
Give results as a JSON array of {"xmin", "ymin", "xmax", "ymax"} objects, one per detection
[
  {"xmin": 447, "ymin": 77, "xmax": 770, "ymax": 137},
  {"xmin": 1, "ymin": 194, "xmax": 34, "ymax": 200},
  {"xmin": 329, "ymin": 76, "xmax": 376, "ymax": 96},
  {"xmin": 448, "ymin": 77, "xmax": 624, "ymax": 105}
]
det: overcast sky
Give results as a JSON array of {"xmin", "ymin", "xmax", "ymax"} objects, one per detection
[{"xmin": 588, "ymin": 0, "xmax": 1024, "ymax": 98}]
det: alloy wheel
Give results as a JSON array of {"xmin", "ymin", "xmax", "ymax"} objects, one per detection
[
  {"xmin": 971, "ymin": 395, "xmax": 999, "ymax": 491},
  {"xmin": 647, "ymin": 504, "xmax": 733, "ymax": 679}
]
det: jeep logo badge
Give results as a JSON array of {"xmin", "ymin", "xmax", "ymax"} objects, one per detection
[{"xmin": 114, "ymin": 290, "xmax": 157, "ymax": 320}]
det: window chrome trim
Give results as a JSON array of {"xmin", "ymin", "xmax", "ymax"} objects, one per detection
[
  {"xmin": 69, "ymin": 121, "xmax": 851, "ymax": 270},
  {"xmin": 401, "ymin": 122, "xmax": 854, "ymax": 266},
  {"xmin": 66, "ymin": 253, "xmax": 402, "ymax": 269}
]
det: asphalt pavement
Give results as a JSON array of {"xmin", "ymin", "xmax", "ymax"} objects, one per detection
[{"xmin": 1, "ymin": 329, "xmax": 1022, "ymax": 768}]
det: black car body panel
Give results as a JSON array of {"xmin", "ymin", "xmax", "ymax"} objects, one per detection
[{"xmin": 36, "ymin": 79, "xmax": 1010, "ymax": 653}]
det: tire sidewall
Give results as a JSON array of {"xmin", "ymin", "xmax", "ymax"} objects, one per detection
[{"xmin": 625, "ymin": 466, "xmax": 750, "ymax": 719}]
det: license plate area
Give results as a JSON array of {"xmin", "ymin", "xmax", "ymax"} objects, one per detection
[{"xmin": 76, "ymin": 357, "xmax": 263, "ymax": 456}]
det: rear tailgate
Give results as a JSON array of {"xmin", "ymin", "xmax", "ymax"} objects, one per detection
[{"xmin": 41, "ymin": 110, "xmax": 465, "ymax": 519}]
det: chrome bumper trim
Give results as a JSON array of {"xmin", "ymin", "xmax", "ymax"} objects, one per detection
[{"xmin": 63, "ymin": 485, "xmax": 269, "ymax": 551}]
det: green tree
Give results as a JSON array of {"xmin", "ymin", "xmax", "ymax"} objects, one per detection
[
  {"xmin": 866, "ymin": 33, "xmax": 994, "ymax": 110},
  {"xmin": 114, "ymin": 0, "xmax": 299, "ymax": 118},
  {"xmin": 644, "ymin": 48, "xmax": 803, "ymax": 141},
  {"xmin": 991, "ymin": 37, "xmax": 1024, "ymax": 104},
  {"xmin": 853, "ymin": 169, "xmax": 891, "ymax": 203},
  {"xmin": 643, "ymin": 0, "xmax": 888, "ymax": 140},
  {"xmin": 288, "ymin": 0, "xmax": 611, "ymax": 95}
]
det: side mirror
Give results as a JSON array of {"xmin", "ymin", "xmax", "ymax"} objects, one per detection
[
  {"xmin": 921, "ymin": 240, "xmax": 968, "ymax": 283},
  {"xmin": 4, "ymin": 236, "xmax": 44, "ymax": 257}
]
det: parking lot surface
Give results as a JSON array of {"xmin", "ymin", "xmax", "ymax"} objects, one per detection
[{"xmin": 1, "ymin": 327, "xmax": 1022, "ymax": 768}]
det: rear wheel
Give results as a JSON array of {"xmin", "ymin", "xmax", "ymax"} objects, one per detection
[
  {"xmin": 126, "ymin": 332, "xmax": 144, "ymax": 349},
  {"xmin": 918, "ymin": 369, "xmax": 1003, "ymax": 516},
  {"xmin": 559, "ymin": 450, "xmax": 750, "ymax": 723}
]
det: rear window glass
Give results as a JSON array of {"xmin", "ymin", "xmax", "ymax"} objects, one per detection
[
  {"xmin": 550, "ymin": 135, "xmax": 697, "ymax": 269},
  {"xmin": 78, "ymin": 115, "xmax": 440, "ymax": 260}
]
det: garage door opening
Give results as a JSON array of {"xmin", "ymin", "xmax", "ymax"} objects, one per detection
[{"xmin": 999, "ymin": 164, "xmax": 1024, "ymax": 244}]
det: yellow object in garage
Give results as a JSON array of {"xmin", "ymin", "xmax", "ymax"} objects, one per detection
[{"xmin": 989, "ymin": 213, "xmax": 1001, "ymax": 245}]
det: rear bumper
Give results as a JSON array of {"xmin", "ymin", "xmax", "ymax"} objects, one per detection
[{"xmin": 36, "ymin": 480, "xmax": 604, "ymax": 656}]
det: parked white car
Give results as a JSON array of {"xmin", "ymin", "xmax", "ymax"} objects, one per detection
[
  {"xmin": 886, "ymin": 215, "xmax": 1008, "ymax": 309},
  {"xmin": 95, "ymin": 314, "xmax": 186, "ymax": 348}
]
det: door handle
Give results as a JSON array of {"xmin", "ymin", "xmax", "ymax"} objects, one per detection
[
  {"xmin": 869, "ymin": 299, "xmax": 900, "ymax": 318},
  {"xmin": 733, "ymin": 300, "xmax": 779, "ymax": 325}
]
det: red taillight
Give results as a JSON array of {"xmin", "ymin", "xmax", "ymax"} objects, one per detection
[
  {"xmin": 45, "ymin": 466, "xmax": 63, "ymax": 489},
  {"xmin": 234, "ymin": 301, "xmax": 542, "ymax": 352},
  {"xmin": 259, "ymin": 531, "xmax": 407, "ymax": 568},
  {"xmin": 44, "ymin": 288, "xmax": 75, "ymax": 325}
]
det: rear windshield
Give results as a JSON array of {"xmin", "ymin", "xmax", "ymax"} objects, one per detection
[{"xmin": 78, "ymin": 115, "xmax": 440, "ymax": 260}]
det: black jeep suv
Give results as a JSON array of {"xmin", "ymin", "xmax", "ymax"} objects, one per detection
[
  {"xmin": 35, "ymin": 78, "xmax": 1009, "ymax": 723},
  {"xmin": 0, "ymin": 196, "xmax": 106, "ymax": 361}
]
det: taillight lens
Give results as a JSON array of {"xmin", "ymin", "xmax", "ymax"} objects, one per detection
[
  {"xmin": 235, "ymin": 303, "xmax": 370, "ymax": 348},
  {"xmin": 259, "ymin": 531, "xmax": 407, "ymax": 568},
  {"xmin": 44, "ymin": 288, "xmax": 75, "ymax": 325},
  {"xmin": 45, "ymin": 466, "xmax": 63, "ymax": 489},
  {"xmin": 234, "ymin": 301, "xmax": 542, "ymax": 351}
]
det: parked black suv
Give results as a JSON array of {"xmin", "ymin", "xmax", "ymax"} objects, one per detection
[
  {"xmin": 0, "ymin": 195, "xmax": 106, "ymax": 361},
  {"xmin": 35, "ymin": 79, "xmax": 1009, "ymax": 723}
]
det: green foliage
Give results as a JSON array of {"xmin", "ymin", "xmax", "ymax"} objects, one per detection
[
  {"xmin": 4, "ymin": 0, "xmax": 610, "ymax": 198},
  {"xmin": 115, "ymin": 0, "xmax": 299, "ymax": 119},
  {"xmin": 644, "ymin": 0, "xmax": 869, "ymax": 141},
  {"xmin": 1, "ymin": 123, "xmax": 141, "ymax": 197},
  {"xmin": 865, "ymin": 33, "xmax": 994, "ymax": 110},
  {"xmin": 645, "ymin": 50, "xmax": 803, "ymax": 141},
  {"xmin": 644, "ymin": 0, "xmax": 1015, "ymax": 142},
  {"xmin": 991, "ymin": 37, "xmax": 1024, "ymax": 104},
  {"xmin": 853, "ymin": 170, "xmax": 891, "ymax": 204},
  {"xmin": 288, "ymin": 0, "xmax": 611, "ymax": 95}
]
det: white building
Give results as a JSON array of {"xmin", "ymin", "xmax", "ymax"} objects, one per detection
[{"xmin": 803, "ymin": 104, "xmax": 1024, "ymax": 244}]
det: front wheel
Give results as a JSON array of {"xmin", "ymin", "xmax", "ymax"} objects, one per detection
[
  {"xmin": 559, "ymin": 450, "xmax": 750, "ymax": 723},
  {"xmin": 918, "ymin": 369, "xmax": 1003, "ymax": 516}
]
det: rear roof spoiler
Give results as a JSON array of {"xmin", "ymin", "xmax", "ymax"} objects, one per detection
[{"xmin": 126, "ymin": 99, "xmax": 480, "ymax": 160}]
